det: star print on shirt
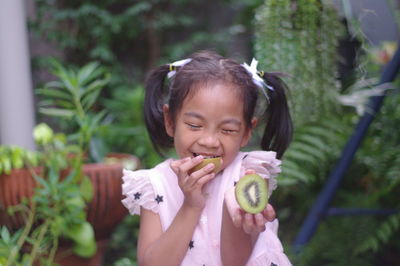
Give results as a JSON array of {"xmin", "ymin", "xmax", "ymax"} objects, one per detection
[
  {"xmin": 189, "ymin": 240, "xmax": 194, "ymax": 249},
  {"xmin": 271, "ymin": 263, "xmax": 278, "ymax": 266},
  {"xmin": 134, "ymin": 192, "xmax": 141, "ymax": 200},
  {"xmin": 155, "ymin": 194, "xmax": 163, "ymax": 204}
]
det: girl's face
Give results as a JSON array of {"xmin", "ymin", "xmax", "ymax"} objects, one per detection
[{"xmin": 164, "ymin": 82, "xmax": 256, "ymax": 172}]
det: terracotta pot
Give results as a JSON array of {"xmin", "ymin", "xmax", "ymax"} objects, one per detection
[
  {"xmin": 0, "ymin": 155, "xmax": 138, "ymax": 265},
  {"xmin": 0, "ymin": 167, "xmax": 39, "ymax": 228}
]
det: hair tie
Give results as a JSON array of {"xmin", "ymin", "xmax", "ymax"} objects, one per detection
[
  {"xmin": 241, "ymin": 58, "xmax": 274, "ymax": 99},
  {"xmin": 167, "ymin": 58, "xmax": 192, "ymax": 79}
]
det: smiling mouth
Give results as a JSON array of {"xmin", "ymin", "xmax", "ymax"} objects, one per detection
[{"xmin": 193, "ymin": 153, "xmax": 221, "ymax": 159}]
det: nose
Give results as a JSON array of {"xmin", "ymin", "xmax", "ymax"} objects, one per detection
[{"xmin": 198, "ymin": 131, "xmax": 220, "ymax": 148}]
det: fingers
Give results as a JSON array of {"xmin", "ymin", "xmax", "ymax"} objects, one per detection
[
  {"xmin": 170, "ymin": 156, "xmax": 203, "ymax": 175},
  {"xmin": 170, "ymin": 157, "xmax": 191, "ymax": 174},
  {"xmin": 181, "ymin": 155, "xmax": 204, "ymax": 174},
  {"xmin": 241, "ymin": 213, "xmax": 266, "ymax": 234},
  {"xmin": 254, "ymin": 213, "xmax": 267, "ymax": 232},
  {"xmin": 263, "ymin": 204, "xmax": 276, "ymax": 222},
  {"xmin": 242, "ymin": 213, "xmax": 253, "ymax": 234},
  {"xmin": 171, "ymin": 155, "xmax": 216, "ymax": 191},
  {"xmin": 196, "ymin": 171, "xmax": 215, "ymax": 186},
  {"xmin": 187, "ymin": 161, "xmax": 214, "ymax": 183}
]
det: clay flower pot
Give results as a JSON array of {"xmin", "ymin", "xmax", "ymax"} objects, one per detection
[{"xmin": 0, "ymin": 154, "xmax": 139, "ymax": 265}]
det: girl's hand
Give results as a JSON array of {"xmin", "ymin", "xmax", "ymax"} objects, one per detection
[
  {"xmin": 170, "ymin": 155, "xmax": 217, "ymax": 210},
  {"xmin": 224, "ymin": 169, "xmax": 276, "ymax": 235}
]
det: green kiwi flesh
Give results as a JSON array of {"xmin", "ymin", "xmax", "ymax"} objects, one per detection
[
  {"xmin": 189, "ymin": 157, "xmax": 222, "ymax": 174},
  {"xmin": 235, "ymin": 174, "xmax": 268, "ymax": 214}
]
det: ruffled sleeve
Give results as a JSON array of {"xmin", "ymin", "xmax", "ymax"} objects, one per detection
[
  {"xmin": 121, "ymin": 169, "xmax": 159, "ymax": 215},
  {"xmin": 241, "ymin": 151, "xmax": 281, "ymax": 198}
]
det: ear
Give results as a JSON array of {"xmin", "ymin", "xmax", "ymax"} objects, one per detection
[
  {"xmin": 240, "ymin": 117, "xmax": 258, "ymax": 147},
  {"xmin": 163, "ymin": 104, "xmax": 174, "ymax": 137}
]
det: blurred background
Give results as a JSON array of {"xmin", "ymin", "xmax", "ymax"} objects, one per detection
[{"xmin": 0, "ymin": 0, "xmax": 399, "ymax": 265}]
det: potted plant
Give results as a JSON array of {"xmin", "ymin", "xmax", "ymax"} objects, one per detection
[
  {"xmin": 0, "ymin": 124, "xmax": 97, "ymax": 264},
  {"xmin": 0, "ymin": 60, "xmax": 139, "ymax": 265}
]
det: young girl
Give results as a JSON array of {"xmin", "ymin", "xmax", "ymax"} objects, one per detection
[{"xmin": 122, "ymin": 51, "xmax": 293, "ymax": 266}]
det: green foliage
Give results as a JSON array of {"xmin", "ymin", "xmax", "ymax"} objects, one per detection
[
  {"xmin": 355, "ymin": 213, "xmax": 400, "ymax": 255},
  {"xmin": 352, "ymin": 91, "xmax": 400, "ymax": 255},
  {"xmin": 254, "ymin": 0, "xmax": 344, "ymax": 126},
  {"xmin": 0, "ymin": 146, "xmax": 39, "ymax": 175},
  {"xmin": 103, "ymin": 215, "xmax": 140, "ymax": 265},
  {"xmin": 280, "ymin": 118, "xmax": 353, "ymax": 186},
  {"xmin": 295, "ymin": 216, "xmax": 378, "ymax": 266},
  {"xmin": 37, "ymin": 59, "xmax": 110, "ymax": 161},
  {"xmin": 30, "ymin": 0, "xmax": 236, "ymax": 67},
  {"xmin": 0, "ymin": 227, "xmax": 23, "ymax": 265},
  {"xmin": 100, "ymin": 85, "xmax": 162, "ymax": 168}
]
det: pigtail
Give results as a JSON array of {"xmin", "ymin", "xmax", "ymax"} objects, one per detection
[
  {"xmin": 144, "ymin": 65, "xmax": 173, "ymax": 155},
  {"xmin": 260, "ymin": 73, "xmax": 293, "ymax": 159}
]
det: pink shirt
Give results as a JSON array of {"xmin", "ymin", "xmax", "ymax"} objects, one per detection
[{"xmin": 122, "ymin": 151, "xmax": 292, "ymax": 266}]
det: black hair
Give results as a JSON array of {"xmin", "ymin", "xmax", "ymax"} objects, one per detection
[{"xmin": 144, "ymin": 50, "xmax": 292, "ymax": 159}]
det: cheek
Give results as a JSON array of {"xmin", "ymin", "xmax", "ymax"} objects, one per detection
[
  {"xmin": 223, "ymin": 138, "xmax": 243, "ymax": 158},
  {"xmin": 240, "ymin": 130, "xmax": 252, "ymax": 147}
]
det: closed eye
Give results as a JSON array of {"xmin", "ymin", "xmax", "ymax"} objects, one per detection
[
  {"xmin": 185, "ymin": 122, "xmax": 201, "ymax": 129},
  {"xmin": 222, "ymin": 129, "xmax": 238, "ymax": 134}
]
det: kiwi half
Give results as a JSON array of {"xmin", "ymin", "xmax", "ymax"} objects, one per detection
[
  {"xmin": 188, "ymin": 157, "xmax": 222, "ymax": 174},
  {"xmin": 235, "ymin": 174, "xmax": 268, "ymax": 214}
]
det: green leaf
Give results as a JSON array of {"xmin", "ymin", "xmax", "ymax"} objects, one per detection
[
  {"xmin": 81, "ymin": 88, "xmax": 102, "ymax": 111},
  {"xmin": 65, "ymin": 221, "xmax": 95, "ymax": 246},
  {"xmin": 282, "ymin": 161, "xmax": 314, "ymax": 183},
  {"xmin": 11, "ymin": 147, "xmax": 24, "ymax": 169},
  {"xmin": 296, "ymin": 134, "xmax": 329, "ymax": 152},
  {"xmin": 306, "ymin": 126, "xmax": 340, "ymax": 142},
  {"xmin": 0, "ymin": 227, "xmax": 10, "ymax": 243},
  {"xmin": 80, "ymin": 175, "xmax": 93, "ymax": 202},
  {"xmin": 32, "ymin": 173, "xmax": 50, "ymax": 191},
  {"xmin": 285, "ymin": 148, "xmax": 318, "ymax": 165},
  {"xmin": 36, "ymin": 87, "xmax": 72, "ymax": 101},
  {"xmin": 0, "ymin": 156, "xmax": 12, "ymax": 174},
  {"xmin": 288, "ymin": 142, "xmax": 327, "ymax": 162},
  {"xmin": 77, "ymin": 61, "xmax": 100, "ymax": 84},
  {"xmin": 53, "ymin": 99, "xmax": 75, "ymax": 109},
  {"xmin": 39, "ymin": 107, "xmax": 75, "ymax": 118},
  {"xmin": 81, "ymin": 76, "xmax": 109, "ymax": 97},
  {"xmin": 90, "ymin": 110, "xmax": 107, "ymax": 128}
]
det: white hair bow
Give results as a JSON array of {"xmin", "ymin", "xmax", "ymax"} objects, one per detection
[
  {"xmin": 241, "ymin": 58, "xmax": 274, "ymax": 99},
  {"xmin": 167, "ymin": 58, "xmax": 192, "ymax": 79}
]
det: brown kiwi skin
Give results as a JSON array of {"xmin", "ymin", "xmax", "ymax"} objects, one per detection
[
  {"xmin": 235, "ymin": 174, "xmax": 268, "ymax": 214},
  {"xmin": 188, "ymin": 157, "xmax": 222, "ymax": 175}
]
